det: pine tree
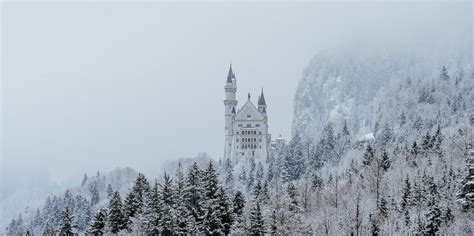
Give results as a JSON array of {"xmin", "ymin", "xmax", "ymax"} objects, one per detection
[
  {"xmin": 90, "ymin": 181, "xmax": 100, "ymax": 206},
  {"xmin": 107, "ymin": 184, "xmax": 113, "ymax": 198},
  {"xmin": 59, "ymin": 207, "xmax": 75, "ymax": 236},
  {"xmin": 185, "ymin": 162, "xmax": 205, "ymax": 232},
  {"xmin": 202, "ymin": 161, "xmax": 222, "ymax": 234},
  {"xmin": 81, "ymin": 173, "xmax": 88, "ymax": 187},
  {"xmin": 217, "ymin": 186, "xmax": 233, "ymax": 235},
  {"xmin": 174, "ymin": 162, "xmax": 189, "ymax": 234},
  {"xmin": 224, "ymin": 157, "xmax": 234, "ymax": 195},
  {"xmin": 287, "ymin": 183, "xmax": 299, "ymax": 212},
  {"xmin": 256, "ymin": 161, "xmax": 264, "ymax": 182},
  {"xmin": 424, "ymin": 195, "xmax": 442, "ymax": 234},
  {"xmin": 362, "ymin": 144, "xmax": 374, "ymax": 166},
  {"xmin": 159, "ymin": 173, "xmax": 176, "ymax": 235},
  {"xmin": 440, "ymin": 66, "xmax": 450, "ymax": 81},
  {"xmin": 249, "ymin": 201, "xmax": 265, "ymax": 235},
  {"xmin": 232, "ymin": 190, "xmax": 246, "ymax": 233},
  {"xmin": 248, "ymin": 156, "xmax": 256, "ymax": 190},
  {"xmin": 401, "ymin": 176, "xmax": 411, "ymax": 226},
  {"xmin": 457, "ymin": 150, "xmax": 474, "ymax": 210},
  {"xmin": 89, "ymin": 208, "xmax": 106, "ymax": 235},
  {"xmin": 124, "ymin": 173, "xmax": 150, "ymax": 226},
  {"xmin": 283, "ymin": 133, "xmax": 306, "ymax": 181},
  {"xmin": 381, "ymin": 151, "xmax": 391, "ymax": 171},
  {"xmin": 108, "ymin": 191, "xmax": 126, "ymax": 234},
  {"xmin": 139, "ymin": 181, "xmax": 160, "ymax": 235}
]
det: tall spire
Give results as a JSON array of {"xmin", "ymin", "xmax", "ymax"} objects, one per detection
[
  {"xmin": 258, "ymin": 88, "xmax": 266, "ymax": 106},
  {"xmin": 227, "ymin": 64, "xmax": 236, "ymax": 83}
]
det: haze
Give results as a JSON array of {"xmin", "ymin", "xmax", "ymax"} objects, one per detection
[{"xmin": 1, "ymin": 1, "xmax": 471, "ymax": 187}]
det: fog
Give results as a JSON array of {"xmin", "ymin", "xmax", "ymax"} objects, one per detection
[{"xmin": 1, "ymin": 1, "xmax": 471, "ymax": 188}]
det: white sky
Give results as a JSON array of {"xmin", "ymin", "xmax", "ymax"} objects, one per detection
[{"xmin": 1, "ymin": 1, "xmax": 471, "ymax": 182}]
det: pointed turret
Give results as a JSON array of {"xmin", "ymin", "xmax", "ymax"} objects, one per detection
[
  {"xmin": 258, "ymin": 89, "xmax": 266, "ymax": 106},
  {"xmin": 227, "ymin": 64, "xmax": 236, "ymax": 84},
  {"xmin": 258, "ymin": 89, "xmax": 267, "ymax": 113}
]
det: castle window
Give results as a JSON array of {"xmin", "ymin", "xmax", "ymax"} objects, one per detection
[
  {"xmin": 259, "ymin": 131, "xmax": 262, "ymax": 135},
  {"xmin": 247, "ymin": 115, "xmax": 251, "ymax": 118},
  {"xmin": 246, "ymin": 124, "xmax": 251, "ymax": 128},
  {"xmin": 238, "ymin": 124, "xmax": 242, "ymax": 127},
  {"xmin": 256, "ymin": 124, "xmax": 260, "ymax": 127}
]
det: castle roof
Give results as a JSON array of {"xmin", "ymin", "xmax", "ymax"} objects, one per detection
[
  {"xmin": 258, "ymin": 89, "xmax": 266, "ymax": 106},
  {"xmin": 235, "ymin": 99, "xmax": 265, "ymax": 121},
  {"xmin": 227, "ymin": 64, "xmax": 236, "ymax": 83}
]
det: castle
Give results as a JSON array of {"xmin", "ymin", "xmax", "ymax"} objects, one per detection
[{"xmin": 223, "ymin": 64, "xmax": 271, "ymax": 162}]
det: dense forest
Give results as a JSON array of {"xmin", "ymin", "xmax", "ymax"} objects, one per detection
[{"xmin": 5, "ymin": 61, "xmax": 474, "ymax": 235}]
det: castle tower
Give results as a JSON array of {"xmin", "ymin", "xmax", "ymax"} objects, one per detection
[
  {"xmin": 224, "ymin": 64, "xmax": 237, "ymax": 161},
  {"xmin": 258, "ymin": 89, "xmax": 267, "ymax": 114}
]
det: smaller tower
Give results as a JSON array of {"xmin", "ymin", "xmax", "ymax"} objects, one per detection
[
  {"xmin": 258, "ymin": 89, "xmax": 267, "ymax": 113},
  {"xmin": 224, "ymin": 64, "xmax": 238, "ymax": 161}
]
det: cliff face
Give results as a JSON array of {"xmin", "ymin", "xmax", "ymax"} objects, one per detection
[{"xmin": 292, "ymin": 45, "xmax": 472, "ymax": 142}]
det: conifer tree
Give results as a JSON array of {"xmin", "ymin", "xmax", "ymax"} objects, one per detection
[
  {"xmin": 202, "ymin": 161, "xmax": 222, "ymax": 234},
  {"xmin": 81, "ymin": 173, "xmax": 88, "ymax": 187},
  {"xmin": 440, "ymin": 66, "xmax": 450, "ymax": 81},
  {"xmin": 248, "ymin": 156, "xmax": 256, "ymax": 190},
  {"xmin": 362, "ymin": 144, "xmax": 374, "ymax": 166},
  {"xmin": 139, "ymin": 181, "xmax": 160, "ymax": 235},
  {"xmin": 232, "ymin": 191, "xmax": 246, "ymax": 233},
  {"xmin": 59, "ymin": 207, "xmax": 75, "ymax": 236},
  {"xmin": 217, "ymin": 186, "xmax": 233, "ymax": 235},
  {"xmin": 107, "ymin": 184, "xmax": 113, "ymax": 198},
  {"xmin": 159, "ymin": 173, "xmax": 176, "ymax": 235},
  {"xmin": 249, "ymin": 201, "xmax": 265, "ymax": 235},
  {"xmin": 174, "ymin": 162, "xmax": 189, "ymax": 234},
  {"xmin": 90, "ymin": 181, "xmax": 100, "ymax": 206},
  {"xmin": 381, "ymin": 151, "xmax": 391, "ymax": 171},
  {"xmin": 401, "ymin": 176, "xmax": 412, "ymax": 226},
  {"xmin": 224, "ymin": 157, "xmax": 234, "ymax": 195},
  {"xmin": 108, "ymin": 191, "xmax": 126, "ymax": 234},
  {"xmin": 185, "ymin": 162, "xmax": 205, "ymax": 232},
  {"xmin": 89, "ymin": 208, "xmax": 106, "ymax": 235}
]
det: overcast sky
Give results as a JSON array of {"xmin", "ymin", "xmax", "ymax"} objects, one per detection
[{"xmin": 1, "ymin": 1, "xmax": 471, "ymax": 182}]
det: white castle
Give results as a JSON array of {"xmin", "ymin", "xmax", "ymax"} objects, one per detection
[{"xmin": 223, "ymin": 64, "xmax": 271, "ymax": 162}]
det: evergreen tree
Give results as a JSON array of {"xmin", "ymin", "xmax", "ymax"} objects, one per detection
[
  {"xmin": 249, "ymin": 201, "xmax": 265, "ymax": 235},
  {"xmin": 81, "ymin": 173, "xmax": 88, "ymax": 187},
  {"xmin": 287, "ymin": 183, "xmax": 299, "ymax": 212},
  {"xmin": 224, "ymin": 157, "xmax": 234, "ymax": 195},
  {"xmin": 108, "ymin": 191, "xmax": 126, "ymax": 233},
  {"xmin": 202, "ymin": 161, "xmax": 222, "ymax": 234},
  {"xmin": 248, "ymin": 156, "xmax": 256, "ymax": 190},
  {"xmin": 139, "ymin": 181, "xmax": 160, "ymax": 235},
  {"xmin": 185, "ymin": 162, "xmax": 205, "ymax": 232},
  {"xmin": 283, "ymin": 133, "xmax": 306, "ymax": 181},
  {"xmin": 440, "ymin": 66, "xmax": 450, "ymax": 81},
  {"xmin": 159, "ymin": 173, "xmax": 176, "ymax": 235},
  {"xmin": 124, "ymin": 173, "xmax": 150, "ymax": 226},
  {"xmin": 457, "ymin": 150, "xmax": 474, "ymax": 210},
  {"xmin": 381, "ymin": 151, "xmax": 391, "ymax": 171},
  {"xmin": 174, "ymin": 162, "xmax": 189, "ymax": 234},
  {"xmin": 217, "ymin": 186, "xmax": 233, "ymax": 235},
  {"xmin": 89, "ymin": 208, "xmax": 106, "ymax": 235},
  {"xmin": 90, "ymin": 181, "xmax": 100, "ymax": 206},
  {"xmin": 401, "ymin": 176, "xmax": 412, "ymax": 226},
  {"xmin": 362, "ymin": 144, "xmax": 374, "ymax": 166},
  {"xmin": 256, "ymin": 161, "xmax": 264, "ymax": 182},
  {"xmin": 425, "ymin": 195, "xmax": 442, "ymax": 234},
  {"xmin": 107, "ymin": 184, "xmax": 114, "ymax": 198},
  {"xmin": 59, "ymin": 207, "xmax": 75, "ymax": 236},
  {"xmin": 232, "ymin": 191, "xmax": 246, "ymax": 233}
]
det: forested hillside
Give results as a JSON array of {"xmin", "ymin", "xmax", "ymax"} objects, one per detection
[{"xmin": 5, "ymin": 51, "xmax": 473, "ymax": 235}]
